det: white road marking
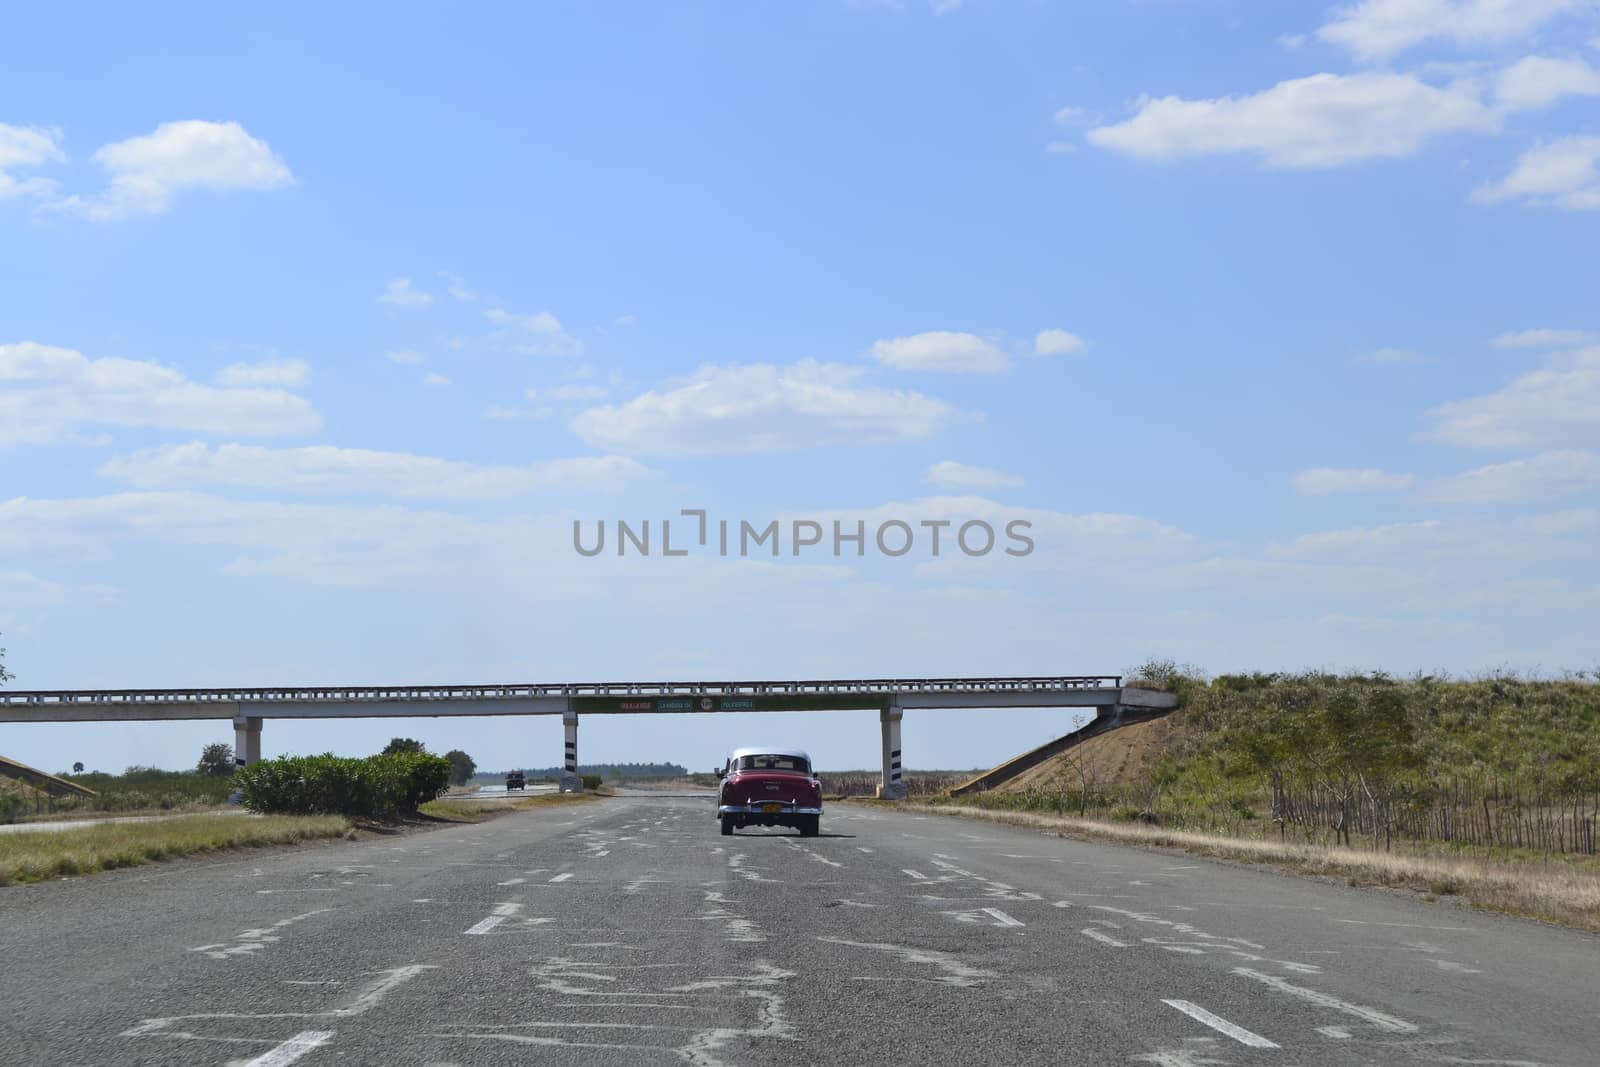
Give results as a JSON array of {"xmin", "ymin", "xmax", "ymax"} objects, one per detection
[
  {"xmin": 189, "ymin": 909, "xmax": 332, "ymax": 961},
  {"xmin": 1081, "ymin": 928, "xmax": 1128, "ymax": 947},
  {"xmin": 241, "ymin": 1030, "xmax": 334, "ymax": 1066},
  {"xmin": 1161, "ymin": 1000, "xmax": 1279, "ymax": 1048},
  {"xmin": 466, "ymin": 901, "xmax": 525, "ymax": 935},
  {"xmin": 856, "ymin": 847, "xmax": 873, "ymax": 853},
  {"xmin": 1316, "ymin": 1026, "xmax": 1351, "ymax": 1039},
  {"xmin": 1052, "ymin": 900, "xmax": 1072, "ymax": 908},
  {"xmin": 1232, "ymin": 968, "xmax": 1417, "ymax": 1033},
  {"xmin": 818, "ymin": 937, "xmax": 996, "ymax": 987},
  {"xmin": 982, "ymin": 907, "xmax": 1024, "ymax": 927},
  {"xmin": 550, "ymin": 873, "xmax": 574, "ymax": 883},
  {"xmin": 497, "ymin": 878, "xmax": 526, "ymax": 886},
  {"xmin": 901, "ymin": 869, "xmax": 927, "ymax": 880}
]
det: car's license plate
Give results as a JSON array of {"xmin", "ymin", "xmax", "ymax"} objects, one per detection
[{"xmin": 762, "ymin": 803, "xmax": 782, "ymax": 814}]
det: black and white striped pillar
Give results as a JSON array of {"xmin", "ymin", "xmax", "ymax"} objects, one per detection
[
  {"xmin": 560, "ymin": 710, "xmax": 580, "ymax": 791},
  {"xmin": 879, "ymin": 704, "xmax": 907, "ymax": 799}
]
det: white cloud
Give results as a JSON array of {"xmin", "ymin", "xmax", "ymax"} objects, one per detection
[
  {"xmin": 376, "ymin": 277, "xmax": 433, "ymax": 306},
  {"xmin": 486, "ymin": 308, "xmax": 583, "ymax": 357},
  {"xmin": 1494, "ymin": 55, "xmax": 1600, "ymax": 110},
  {"xmin": 1428, "ymin": 346, "xmax": 1600, "ymax": 447},
  {"xmin": 439, "ymin": 272, "xmax": 477, "ymax": 302},
  {"xmin": 869, "ymin": 331, "xmax": 1010, "ymax": 374},
  {"xmin": 384, "ymin": 350, "xmax": 426, "ymax": 365},
  {"xmin": 422, "ymin": 373, "xmax": 451, "ymax": 387},
  {"xmin": 73, "ymin": 120, "xmax": 292, "ymax": 220},
  {"xmin": 1269, "ymin": 520, "xmax": 1445, "ymax": 560},
  {"xmin": 215, "ymin": 357, "xmax": 310, "ymax": 389},
  {"xmin": 97, "ymin": 443, "xmax": 651, "ymax": 498},
  {"xmin": 1053, "ymin": 106, "xmax": 1085, "ymax": 124},
  {"xmin": 1033, "ymin": 329, "xmax": 1087, "ymax": 357},
  {"xmin": 1428, "ymin": 449, "xmax": 1600, "ymax": 502},
  {"xmin": 1290, "ymin": 467, "xmax": 1417, "ymax": 494},
  {"xmin": 1356, "ymin": 346, "xmax": 1432, "ymax": 366},
  {"xmin": 923, "ymin": 461, "xmax": 1025, "ymax": 491},
  {"xmin": 1087, "ymin": 72, "xmax": 1495, "ymax": 168},
  {"xmin": 0, "ymin": 123, "xmax": 64, "ymax": 199},
  {"xmin": 571, "ymin": 360, "xmax": 960, "ymax": 456},
  {"xmin": 931, "ymin": 0, "xmax": 961, "ymax": 12},
  {"xmin": 1316, "ymin": 0, "xmax": 1583, "ymax": 61},
  {"xmin": 0, "ymin": 341, "xmax": 320, "ymax": 444},
  {"xmin": 1474, "ymin": 135, "xmax": 1600, "ymax": 210},
  {"xmin": 1491, "ymin": 327, "xmax": 1596, "ymax": 348}
]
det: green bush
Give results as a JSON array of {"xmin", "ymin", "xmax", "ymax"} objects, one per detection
[
  {"xmin": 580, "ymin": 773, "xmax": 603, "ymax": 791},
  {"xmin": 236, "ymin": 752, "xmax": 451, "ymax": 817}
]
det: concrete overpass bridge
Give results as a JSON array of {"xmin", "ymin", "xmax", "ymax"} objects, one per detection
[{"xmin": 0, "ymin": 676, "xmax": 1177, "ymax": 798}]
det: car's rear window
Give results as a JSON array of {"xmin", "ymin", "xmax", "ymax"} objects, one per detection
[{"xmin": 737, "ymin": 754, "xmax": 809, "ymax": 773}]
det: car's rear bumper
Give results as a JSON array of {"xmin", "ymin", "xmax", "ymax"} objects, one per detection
[{"xmin": 718, "ymin": 804, "xmax": 823, "ymax": 816}]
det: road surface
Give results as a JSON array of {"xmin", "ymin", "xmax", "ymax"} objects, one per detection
[{"xmin": 1, "ymin": 796, "xmax": 1595, "ymax": 1066}]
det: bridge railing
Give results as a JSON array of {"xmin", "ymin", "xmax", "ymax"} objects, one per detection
[{"xmin": 0, "ymin": 675, "xmax": 1122, "ymax": 707}]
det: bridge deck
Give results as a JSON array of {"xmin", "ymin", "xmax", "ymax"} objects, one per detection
[
  {"xmin": 0, "ymin": 675, "xmax": 1120, "ymax": 707},
  {"xmin": 0, "ymin": 676, "xmax": 1135, "ymax": 723}
]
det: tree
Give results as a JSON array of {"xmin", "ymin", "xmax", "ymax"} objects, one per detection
[
  {"xmin": 382, "ymin": 737, "xmax": 426, "ymax": 755},
  {"xmin": 71, "ymin": 762, "xmax": 84, "ymax": 775},
  {"xmin": 444, "ymin": 749, "xmax": 476, "ymax": 786},
  {"xmin": 0, "ymin": 632, "xmax": 11, "ymax": 685},
  {"xmin": 197, "ymin": 743, "xmax": 236, "ymax": 777}
]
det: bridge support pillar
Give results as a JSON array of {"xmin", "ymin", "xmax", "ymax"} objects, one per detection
[
  {"xmin": 559, "ymin": 710, "xmax": 582, "ymax": 792},
  {"xmin": 879, "ymin": 705, "xmax": 907, "ymax": 800},
  {"xmin": 232, "ymin": 716, "xmax": 262, "ymax": 768}
]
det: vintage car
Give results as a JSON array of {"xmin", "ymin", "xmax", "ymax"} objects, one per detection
[{"xmin": 715, "ymin": 745, "xmax": 822, "ymax": 836}]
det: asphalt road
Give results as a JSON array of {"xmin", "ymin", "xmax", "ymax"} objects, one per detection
[{"xmin": 2, "ymin": 796, "xmax": 1596, "ymax": 1066}]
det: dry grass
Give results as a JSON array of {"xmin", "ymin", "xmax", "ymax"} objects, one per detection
[
  {"xmin": 419, "ymin": 792, "xmax": 598, "ymax": 822},
  {"xmin": 862, "ymin": 800, "xmax": 1600, "ymax": 931},
  {"xmin": 0, "ymin": 813, "xmax": 352, "ymax": 887},
  {"xmin": 13, "ymin": 801, "xmax": 232, "ymax": 824}
]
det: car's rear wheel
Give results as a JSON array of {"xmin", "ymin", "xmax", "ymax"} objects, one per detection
[
  {"xmin": 799, "ymin": 815, "xmax": 820, "ymax": 837},
  {"xmin": 720, "ymin": 815, "xmax": 735, "ymax": 836}
]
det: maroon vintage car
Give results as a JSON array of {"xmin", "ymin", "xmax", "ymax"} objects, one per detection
[{"xmin": 715, "ymin": 746, "xmax": 822, "ymax": 836}]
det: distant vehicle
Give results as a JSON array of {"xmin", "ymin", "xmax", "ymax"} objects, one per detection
[
  {"xmin": 505, "ymin": 770, "xmax": 526, "ymax": 791},
  {"xmin": 715, "ymin": 746, "xmax": 822, "ymax": 836}
]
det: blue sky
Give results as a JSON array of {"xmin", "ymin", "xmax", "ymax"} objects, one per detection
[{"xmin": 3, "ymin": 1, "xmax": 1599, "ymax": 776}]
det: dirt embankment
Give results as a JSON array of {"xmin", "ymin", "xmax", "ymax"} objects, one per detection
[{"xmin": 997, "ymin": 711, "xmax": 1186, "ymax": 793}]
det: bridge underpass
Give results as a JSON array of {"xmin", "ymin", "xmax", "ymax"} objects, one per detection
[{"xmin": 0, "ymin": 676, "xmax": 1177, "ymax": 797}]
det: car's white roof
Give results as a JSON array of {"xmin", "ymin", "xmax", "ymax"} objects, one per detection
[{"xmin": 727, "ymin": 745, "xmax": 810, "ymax": 761}]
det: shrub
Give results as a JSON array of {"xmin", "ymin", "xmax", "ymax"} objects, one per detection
[
  {"xmin": 236, "ymin": 752, "xmax": 451, "ymax": 818},
  {"xmin": 581, "ymin": 774, "xmax": 603, "ymax": 791}
]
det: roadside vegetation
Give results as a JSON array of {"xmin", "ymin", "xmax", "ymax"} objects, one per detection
[
  {"xmin": 1, "ymin": 766, "xmax": 237, "ymax": 823},
  {"xmin": 0, "ymin": 813, "xmax": 351, "ymax": 887},
  {"xmin": 902, "ymin": 660, "xmax": 1600, "ymax": 930},
  {"xmin": 235, "ymin": 752, "xmax": 451, "ymax": 818},
  {"xmin": 985, "ymin": 662, "xmax": 1600, "ymax": 856}
]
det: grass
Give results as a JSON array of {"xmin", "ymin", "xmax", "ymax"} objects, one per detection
[
  {"xmin": 13, "ymin": 800, "xmax": 232, "ymax": 824},
  {"xmin": 0, "ymin": 813, "xmax": 352, "ymax": 887},
  {"xmin": 857, "ymin": 799, "xmax": 1600, "ymax": 932},
  {"xmin": 418, "ymin": 792, "xmax": 598, "ymax": 822}
]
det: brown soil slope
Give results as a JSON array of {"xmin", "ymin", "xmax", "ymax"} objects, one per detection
[{"xmin": 997, "ymin": 711, "xmax": 1185, "ymax": 793}]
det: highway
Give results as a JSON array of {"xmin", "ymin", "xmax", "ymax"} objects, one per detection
[{"xmin": 1, "ymin": 796, "xmax": 1595, "ymax": 1066}]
